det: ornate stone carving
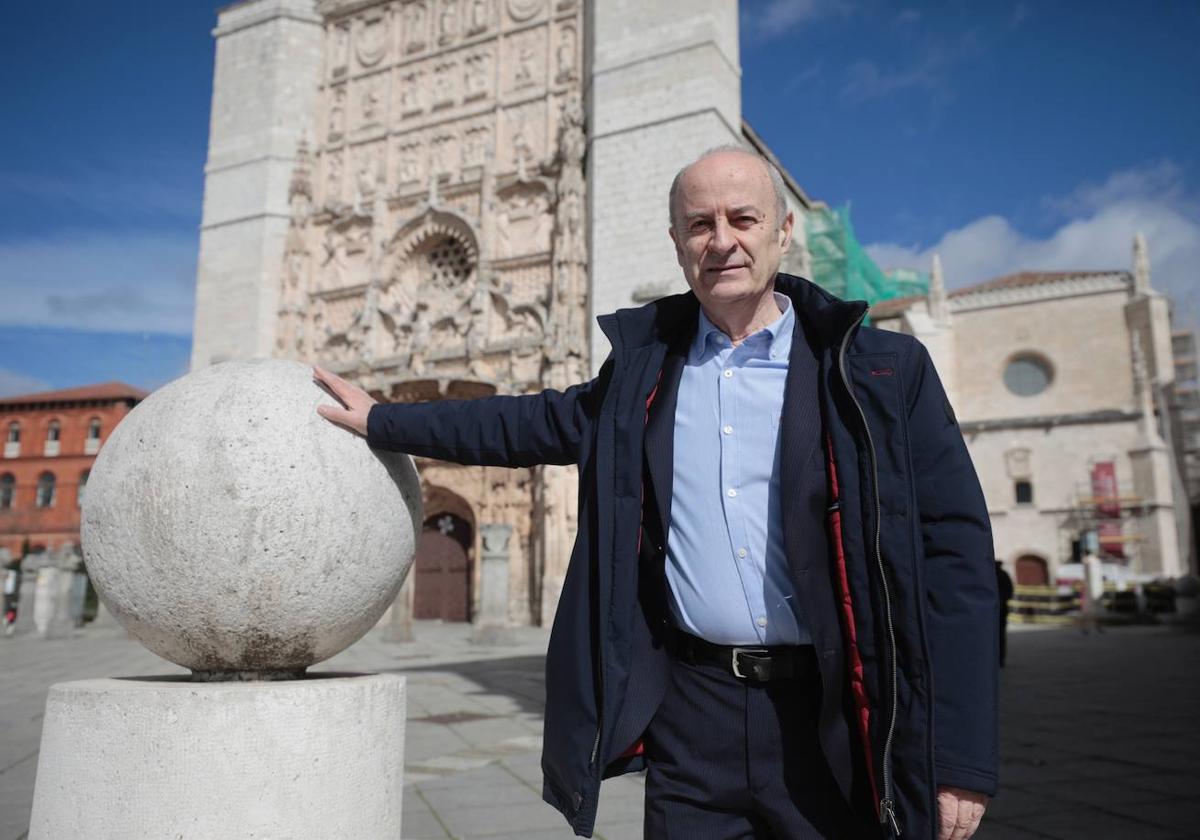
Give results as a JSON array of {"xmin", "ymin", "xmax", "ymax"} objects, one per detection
[
  {"xmin": 398, "ymin": 70, "xmax": 424, "ymax": 115},
  {"xmin": 327, "ymin": 85, "xmax": 347, "ymax": 142},
  {"xmin": 506, "ymin": 103, "xmax": 541, "ymax": 172},
  {"xmin": 495, "ymin": 186, "xmax": 552, "ymax": 259},
  {"xmin": 324, "ymin": 148, "xmax": 345, "ymax": 206},
  {"xmin": 547, "ymin": 91, "xmax": 588, "ymax": 386},
  {"xmin": 506, "ymin": 0, "xmax": 543, "ymax": 23},
  {"xmin": 356, "ymin": 15, "xmax": 388, "ymax": 67},
  {"xmin": 438, "ymin": 0, "xmax": 459, "ymax": 45},
  {"xmin": 403, "ymin": 1, "xmax": 428, "ymax": 54},
  {"xmin": 395, "ymin": 138, "xmax": 425, "ymax": 186},
  {"xmin": 463, "ymin": 51, "xmax": 491, "ymax": 100},
  {"xmin": 461, "ymin": 124, "xmax": 490, "ymax": 170},
  {"xmin": 504, "ymin": 27, "xmax": 545, "ymax": 94},
  {"xmin": 432, "ymin": 61, "xmax": 457, "ymax": 107},
  {"xmin": 431, "ymin": 131, "xmax": 459, "ymax": 178},
  {"xmin": 360, "ymin": 75, "xmax": 385, "ymax": 127},
  {"xmin": 466, "ymin": 0, "xmax": 490, "ymax": 34},
  {"xmin": 330, "ymin": 23, "xmax": 350, "ymax": 76},
  {"xmin": 555, "ymin": 25, "xmax": 576, "ymax": 83},
  {"xmin": 352, "ymin": 142, "xmax": 385, "ymax": 212}
]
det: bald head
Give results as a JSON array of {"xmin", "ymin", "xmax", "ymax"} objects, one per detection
[{"xmin": 669, "ymin": 145, "xmax": 788, "ymax": 232}]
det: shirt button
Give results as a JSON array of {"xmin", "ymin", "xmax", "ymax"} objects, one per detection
[
  {"xmin": 722, "ymin": 425, "xmax": 733, "ymax": 435},
  {"xmin": 727, "ymin": 488, "xmax": 737, "ymax": 498},
  {"xmin": 723, "ymin": 369, "xmax": 733, "ymax": 378},
  {"xmin": 737, "ymin": 548, "xmax": 747, "ymax": 558},
  {"xmin": 757, "ymin": 616, "xmax": 768, "ymax": 628}
]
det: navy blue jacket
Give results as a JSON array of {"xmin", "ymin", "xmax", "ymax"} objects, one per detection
[{"xmin": 368, "ymin": 274, "xmax": 999, "ymax": 838}]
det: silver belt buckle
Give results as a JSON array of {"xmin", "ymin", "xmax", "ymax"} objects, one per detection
[{"xmin": 731, "ymin": 647, "xmax": 769, "ymax": 679}]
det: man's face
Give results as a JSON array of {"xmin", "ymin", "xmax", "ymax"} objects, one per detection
[{"xmin": 669, "ymin": 152, "xmax": 794, "ymax": 315}]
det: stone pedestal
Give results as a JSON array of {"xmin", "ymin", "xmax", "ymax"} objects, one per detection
[
  {"xmin": 472, "ymin": 523, "xmax": 515, "ymax": 645},
  {"xmin": 28, "ymin": 673, "xmax": 406, "ymax": 839}
]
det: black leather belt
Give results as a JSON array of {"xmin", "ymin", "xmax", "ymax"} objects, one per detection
[{"xmin": 669, "ymin": 629, "xmax": 817, "ymax": 682}]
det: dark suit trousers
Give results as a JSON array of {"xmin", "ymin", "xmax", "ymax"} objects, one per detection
[{"xmin": 643, "ymin": 654, "xmax": 870, "ymax": 840}]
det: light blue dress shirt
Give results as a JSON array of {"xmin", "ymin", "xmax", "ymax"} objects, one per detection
[{"xmin": 665, "ymin": 292, "xmax": 810, "ymax": 646}]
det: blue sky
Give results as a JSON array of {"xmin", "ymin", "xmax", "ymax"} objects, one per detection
[{"xmin": 1, "ymin": 0, "xmax": 1198, "ymax": 396}]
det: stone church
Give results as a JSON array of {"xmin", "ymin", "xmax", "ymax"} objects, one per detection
[
  {"xmin": 191, "ymin": 0, "xmax": 817, "ymax": 628},
  {"xmin": 872, "ymin": 239, "xmax": 1194, "ymax": 587}
]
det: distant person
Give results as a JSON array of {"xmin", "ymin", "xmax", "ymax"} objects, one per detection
[
  {"xmin": 1078, "ymin": 552, "xmax": 1106, "ymax": 634},
  {"xmin": 317, "ymin": 146, "xmax": 999, "ymax": 839},
  {"xmin": 3, "ymin": 564, "xmax": 19, "ymax": 636},
  {"xmin": 995, "ymin": 561, "xmax": 1013, "ymax": 666}
]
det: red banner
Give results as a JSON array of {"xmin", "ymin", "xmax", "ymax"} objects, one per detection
[{"xmin": 1091, "ymin": 462, "xmax": 1120, "ymax": 518}]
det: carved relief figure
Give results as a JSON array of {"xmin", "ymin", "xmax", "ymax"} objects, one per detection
[
  {"xmin": 439, "ymin": 0, "xmax": 459, "ymax": 44},
  {"xmin": 431, "ymin": 133, "xmax": 458, "ymax": 178},
  {"xmin": 397, "ymin": 139, "xmax": 424, "ymax": 185},
  {"xmin": 464, "ymin": 52, "xmax": 490, "ymax": 99},
  {"xmin": 462, "ymin": 126, "xmax": 489, "ymax": 169},
  {"xmin": 433, "ymin": 62, "xmax": 456, "ymax": 106},
  {"xmin": 399, "ymin": 70, "xmax": 423, "ymax": 114},
  {"xmin": 357, "ymin": 16, "xmax": 388, "ymax": 67},
  {"xmin": 330, "ymin": 23, "xmax": 350, "ymax": 75},
  {"xmin": 325, "ymin": 149, "xmax": 344, "ymax": 205},
  {"xmin": 467, "ymin": 0, "xmax": 489, "ymax": 34},
  {"xmin": 514, "ymin": 45, "xmax": 536, "ymax": 88},
  {"xmin": 555, "ymin": 26, "xmax": 576, "ymax": 83},
  {"xmin": 404, "ymin": 2, "xmax": 428, "ymax": 53},
  {"xmin": 361, "ymin": 77, "xmax": 383, "ymax": 126},
  {"xmin": 510, "ymin": 108, "xmax": 535, "ymax": 172},
  {"xmin": 328, "ymin": 86, "xmax": 347, "ymax": 142}
]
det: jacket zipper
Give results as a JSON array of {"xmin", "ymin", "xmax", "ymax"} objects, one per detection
[{"xmin": 838, "ymin": 311, "xmax": 902, "ymax": 837}]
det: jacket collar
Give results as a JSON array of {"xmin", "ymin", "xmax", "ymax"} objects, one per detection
[{"xmin": 597, "ymin": 273, "xmax": 868, "ymax": 354}]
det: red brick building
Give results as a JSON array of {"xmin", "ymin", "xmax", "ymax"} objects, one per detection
[{"xmin": 0, "ymin": 383, "xmax": 147, "ymax": 557}]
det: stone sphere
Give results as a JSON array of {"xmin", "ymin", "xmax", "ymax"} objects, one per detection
[{"xmin": 81, "ymin": 359, "xmax": 421, "ymax": 678}]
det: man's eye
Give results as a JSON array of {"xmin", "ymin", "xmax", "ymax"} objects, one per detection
[{"xmin": 690, "ymin": 221, "xmax": 711, "ymax": 232}]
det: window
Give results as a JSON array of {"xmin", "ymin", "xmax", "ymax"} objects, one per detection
[
  {"xmin": 1014, "ymin": 480, "xmax": 1034, "ymax": 505},
  {"xmin": 78, "ymin": 470, "xmax": 90, "ymax": 508},
  {"xmin": 5, "ymin": 423, "xmax": 17, "ymax": 444},
  {"xmin": 1004, "ymin": 354, "xmax": 1053, "ymax": 397},
  {"xmin": 0, "ymin": 474, "xmax": 13, "ymax": 510},
  {"xmin": 36, "ymin": 472, "xmax": 56, "ymax": 508},
  {"xmin": 44, "ymin": 420, "xmax": 61, "ymax": 456},
  {"xmin": 85, "ymin": 418, "xmax": 102, "ymax": 454}
]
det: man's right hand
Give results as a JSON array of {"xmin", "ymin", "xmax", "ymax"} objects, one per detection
[{"xmin": 313, "ymin": 366, "xmax": 376, "ymax": 438}]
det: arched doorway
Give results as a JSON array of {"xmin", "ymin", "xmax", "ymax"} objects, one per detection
[
  {"xmin": 413, "ymin": 496, "xmax": 474, "ymax": 622},
  {"xmin": 1014, "ymin": 554, "xmax": 1049, "ymax": 586}
]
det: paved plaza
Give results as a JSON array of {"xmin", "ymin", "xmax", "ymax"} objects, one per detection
[{"xmin": 2, "ymin": 621, "xmax": 1198, "ymax": 839}]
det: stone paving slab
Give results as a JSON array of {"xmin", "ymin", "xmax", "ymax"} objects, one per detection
[{"xmin": 2, "ymin": 621, "xmax": 1199, "ymax": 839}]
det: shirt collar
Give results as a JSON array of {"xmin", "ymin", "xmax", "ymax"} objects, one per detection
[{"xmin": 691, "ymin": 292, "xmax": 794, "ymax": 362}]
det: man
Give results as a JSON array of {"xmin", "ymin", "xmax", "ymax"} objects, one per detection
[
  {"xmin": 316, "ymin": 147, "xmax": 997, "ymax": 839},
  {"xmin": 996, "ymin": 561, "xmax": 1014, "ymax": 665}
]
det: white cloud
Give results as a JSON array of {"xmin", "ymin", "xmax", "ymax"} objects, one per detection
[
  {"xmin": 865, "ymin": 162, "xmax": 1200, "ymax": 330},
  {"xmin": 0, "ymin": 368, "xmax": 49, "ymax": 398},
  {"xmin": 0, "ymin": 230, "xmax": 197, "ymax": 335},
  {"xmin": 741, "ymin": 0, "xmax": 850, "ymax": 41}
]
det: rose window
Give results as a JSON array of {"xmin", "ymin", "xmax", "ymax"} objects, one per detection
[{"xmin": 424, "ymin": 237, "xmax": 472, "ymax": 288}]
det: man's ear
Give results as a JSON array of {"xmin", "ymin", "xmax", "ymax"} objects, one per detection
[{"xmin": 778, "ymin": 210, "xmax": 795, "ymax": 253}]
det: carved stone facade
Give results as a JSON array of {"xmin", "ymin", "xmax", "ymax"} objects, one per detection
[
  {"xmin": 273, "ymin": 0, "xmax": 587, "ymax": 625},
  {"xmin": 194, "ymin": 0, "xmax": 815, "ymax": 626}
]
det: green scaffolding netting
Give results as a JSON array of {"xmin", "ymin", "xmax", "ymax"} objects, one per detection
[{"xmin": 805, "ymin": 205, "xmax": 928, "ymax": 308}]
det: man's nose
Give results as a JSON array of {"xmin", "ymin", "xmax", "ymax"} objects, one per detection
[{"xmin": 709, "ymin": 217, "xmax": 737, "ymax": 254}]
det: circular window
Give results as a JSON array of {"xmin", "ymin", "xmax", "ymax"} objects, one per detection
[{"xmin": 1004, "ymin": 354, "xmax": 1053, "ymax": 397}]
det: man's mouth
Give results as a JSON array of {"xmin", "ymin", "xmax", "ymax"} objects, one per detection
[{"xmin": 706, "ymin": 264, "xmax": 747, "ymax": 274}]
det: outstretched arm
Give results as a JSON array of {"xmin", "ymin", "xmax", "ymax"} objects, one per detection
[{"xmin": 313, "ymin": 364, "xmax": 607, "ymax": 468}]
